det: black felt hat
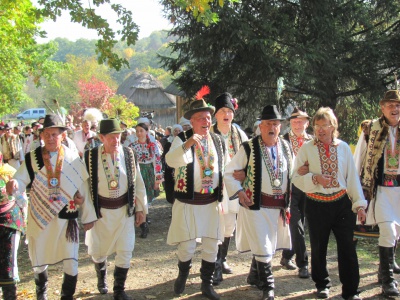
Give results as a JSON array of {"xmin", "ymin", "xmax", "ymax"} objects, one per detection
[
  {"xmin": 42, "ymin": 114, "xmax": 67, "ymax": 130},
  {"xmin": 214, "ymin": 92, "xmax": 235, "ymax": 114},
  {"xmin": 260, "ymin": 105, "xmax": 285, "ymax": 121}
]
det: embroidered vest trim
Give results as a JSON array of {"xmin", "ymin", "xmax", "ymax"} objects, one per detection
[
  {"xmin": 26, "ymin": 147, "xmax": 78, "ymax": 220},
  {"xmin": 240, "ymin": 136, "xmax": 293, "ymax": 210},
  {"xmin": 85, "ymin": 146, "xmax": 136, "ymax": 219},
  {"xmin": 360, "ymin": 117, "xmax": 400, "ymax": 198},
  {"xmin": 211, "ymin": 124, "xmax": 243, "ymax": 155},
  {"xmin": 174, "ymin": 129, "xmax": 226, "ymax": 201}
]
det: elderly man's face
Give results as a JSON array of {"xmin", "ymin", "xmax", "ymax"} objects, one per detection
[
  {"xmin": 259, "ymin": 120, "xmax": 281, "ymax": 146},
  {"xmin": 290, "ymin": 117, "xmax": 309, "ymax": 136},
  {"xmin": 381, "ymin": 101, "xmax": 400, "ymax": 126},
  {"xmin": 100, "ymin": 133, "xmax": 121, "ymax": 154},
  {"xmin": 42, "ymin": 128, "xmax": 64, "ymax": 152},
  {"xmin": 191, "ymin": 111, "xmax": 212, "ymax": 137}
]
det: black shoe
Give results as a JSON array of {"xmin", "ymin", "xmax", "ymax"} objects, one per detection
[
  {"xmin": 316, "ymin": 288, "xmax": 329, "ymax": 299},
  {"xmin": 298, "ymin": 266, "xmax": 310, "ymax": 278},
  {"xmin": 174, "ymin": 260, "xmax": 192, "ymax": 294},
  {"xmin": 140, "ymin": 222, "xmax": 149, "ymax": 238},
  {"xmin": 280, "ymin": 258, "xmax": 296, "ymax": 270}
]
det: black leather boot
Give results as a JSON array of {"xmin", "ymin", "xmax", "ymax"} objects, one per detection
[
  {"xmin": 212, "ymin": 248, "xmax": 223, "ymax": 286},
  {"xmin": 2, "ymin": 284, "xmax": 17, "ymax": 300},
  {"xmin": 394, "ymin": 240, "xmax": 400, "ymax": 274},
  {"xmin": 113, "ymin": 266, "xmax": 131, "ymax": 300},
  {"xmin": 256, "ymin": 260, "xmax": 275, "ymax": 300},
  {"xmin": 140, "ymin": 222, "xmax": 149, "ymax": 238},
  {"xmin": 379, "ymin": 246, "xmax": 400, "ymax": 297},
  {"xmin": 34, "ymin": 270, "xmax": 48, "ymax": 300},
  {"xmin": 247, "ymin": 256, "xmax": 260, "ymax": 287},
  {"xmin": 174, "ymin": 259, "xmax": 192, "ymax": 294},
  {"xmin": 221, "ymin": 237, "xmax": 233, "ymax": 274},
  {"xmin": 200, "ymin": 260, "xmax": 220, "ymax": 300},
  {"xmin": 95, "ymin": 260, "xmax": 108, "ymax": 294},
  {"xmin": 60, "ymin": 273, "xmax": 77, "ymax": 300}
]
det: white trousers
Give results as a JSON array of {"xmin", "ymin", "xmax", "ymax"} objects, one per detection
[
  {"xmin": 92, "ymin": 250, "xmax": 132, "ymax": 269},
  {"xmin": 33, "ymin": 259, "xmax": 78, "ymax": 276},
  {"xmin": 378, "ymin": 221, "xmax": 400, "ymax": 247},
  {"xmin": 177, "ymin": 237, "xmax": 218, "ymax": 263}
]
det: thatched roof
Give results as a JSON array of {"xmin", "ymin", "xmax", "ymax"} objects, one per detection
[
  {"xmin": 116, "ymin": 71, "xmax": 176, "ymax": 108},
  {"xmin": 164, "ymin": 83, "xmax": 187, "ymax": 97},
  {"xmin": 117, "ymin": 71, "xmax": 164, "ymax": 98}
]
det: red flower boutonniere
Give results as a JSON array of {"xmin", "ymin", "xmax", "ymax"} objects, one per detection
[{"xmin": 230, "ymin": 98, "xmax": 239, "ymax": 110}]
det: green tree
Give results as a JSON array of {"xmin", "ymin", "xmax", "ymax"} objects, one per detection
[
  {"xmin": 105, "ymin": 94, "xmax": 140, "ymax": 128},
  {"xmin": 0, "ymin": 0, "xmax": 62, "ymax": 115},
  {"xmin": 160, "ymin": 0, "xmax": 400, "ymax": 141},
  {"xmin": 40, "ymin": 55, "xmax": 116, "ymax": 109}
]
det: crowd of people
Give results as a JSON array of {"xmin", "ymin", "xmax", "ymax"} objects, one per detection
[{"xmin": 0, "ymin": 88, "xmax": 399, "ymax": 300}]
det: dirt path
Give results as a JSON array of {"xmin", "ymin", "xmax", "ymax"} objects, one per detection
[{"xmin": 14, "ymin": 198, "xmax": 392, "ymax": 299}]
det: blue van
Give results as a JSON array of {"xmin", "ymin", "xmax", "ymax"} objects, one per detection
[{"xmin": 17, "ymin": 108, "xmax": 46, "ymax": 120}]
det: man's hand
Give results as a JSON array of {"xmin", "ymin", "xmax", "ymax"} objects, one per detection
[
  {"xmin": 238, "ymin": 190, "xmax": 253, "ymax": 209},
  {"xmin": 357, "ymin": 207, "xmax": 367, "ymax": 223},
  {"xmin": 6, "ymin": 179, "xmax": 18, "ymax": 195},
  {"xmin": 83, "ymin": 221, "xmax": 95, "ymax": 231},
  {"xmin": 73, "ymin": 191, "xmax": 84, "ymax": 205},
  {"xmin": 135, "ymin": 211, "xmax": 146, "ymax": 227},
  {"xmin": 297, "ymin": 161, "xmax": 309, "ymax": 175},
  {"xmin": 233, "ymin": 169, "xmax": 246, "ymax": 183},
  {"xmin": 316, "ymin": 174, "xmax": 333, "ymax": 188},
  {"xmin": 184, "ymin": 133, "xmax": 205, "ymax": 149}
]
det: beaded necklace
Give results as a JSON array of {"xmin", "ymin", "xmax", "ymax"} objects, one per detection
[
  {"xmin": 385, "ymin": 126, "xmax": 400, "ymax": 176},
  {"xmin": 101, "ymin": 146, "xmax": 121, "ymax": 191},
  {"xmin": 195, "ymin": 135, "xmax": 215, "ymax": 194},
  {"xmin": 260, "ymin": 138, "xmax": 283, "ymax": 195},
  {"xmin": 42, "ymin": 146, "xmax": 64, "ymax": 203}
]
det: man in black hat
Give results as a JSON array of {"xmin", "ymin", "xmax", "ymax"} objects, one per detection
[
  {"xmin": 0, "ymin": 123, "xmax": 24, "ymax": 169},
  {"xmin": 166, "ymin": 98, "xmax": 228, "ymax": 300},
  {"xmin": 280, "ymin": 107, "xmax": 313, "ymax": 278},
  {"xmin": 354, "ymin": 90, "xmax": 400, "ymax": 297},
  {"xmin": 210, "ymin": 92, "xmax": 248, "ymax": 285},
  {"xmin": 6, "ymin": 114, "xmax": 97, "ymax": 300},
  {"xmin": 84, "ymin": 118, "xmax": 147, "ymax": 300},
  {"xmin": 224, "ymin": 105, "xmax": 293, "ymax": 300}
]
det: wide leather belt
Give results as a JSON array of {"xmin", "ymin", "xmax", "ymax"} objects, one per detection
[
  {"xmin": 98, "ymin": 192, "xmax": 128, "ymax": 209},
  {"xmin": 178, "ymin": 188, "xmax": 219, "ymax": 205},
  {"xmin": 260, "ymin": 193, "xmax": 286, "ymax": 209}
]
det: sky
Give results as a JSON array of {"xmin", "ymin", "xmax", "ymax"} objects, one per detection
[{"xmin": 35, "ymin": 0, "xmax": 172, "ymax": 42}]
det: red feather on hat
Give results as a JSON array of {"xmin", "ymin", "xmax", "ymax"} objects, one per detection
[{"xmin": 195, "ymin": 85, "xmax": 210, "ymax": 100}]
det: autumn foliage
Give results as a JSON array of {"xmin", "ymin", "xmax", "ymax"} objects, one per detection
[{"xmin": 70, "ymin": 77, "xmax": 114, "ymax": 122}]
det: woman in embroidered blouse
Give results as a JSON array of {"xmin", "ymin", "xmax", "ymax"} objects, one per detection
[
  {"xmin": 0, "ymin": 151, "xmax": 25, "ymax": 299},
  {"xmin": 291, "ymin": 107, "xmax": 367, "ymax": 300},
  {"xmin": 126, "ymin": 123, "xmax": 163, "ymax": 237}
]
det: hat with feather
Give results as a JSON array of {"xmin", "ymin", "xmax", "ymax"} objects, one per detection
[{"xmin": 184, "ymin": 86, "xmax": 215, "ymax": 119}]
